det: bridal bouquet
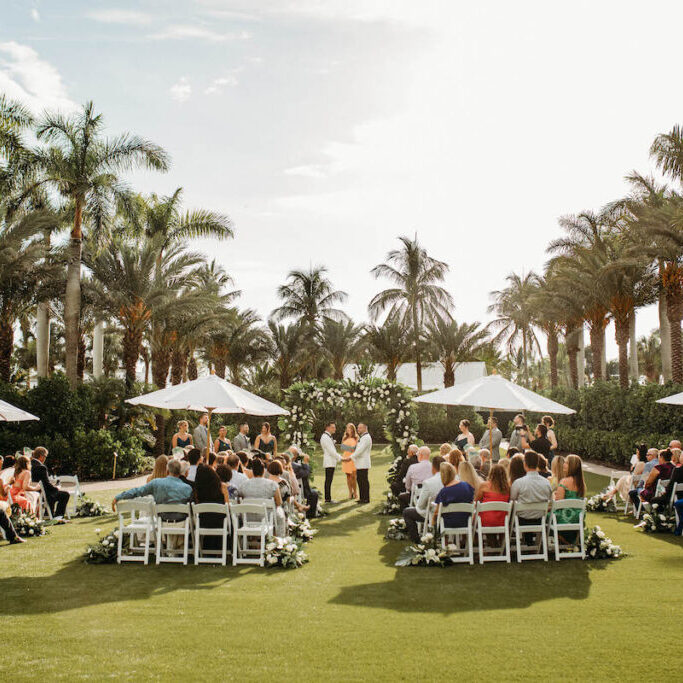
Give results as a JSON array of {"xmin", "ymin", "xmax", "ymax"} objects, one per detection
[
  {"xmin": 585, "ymin": 525, "xmax": 623, "ymax": 559},
  {"xmin": 74, "ymin": 495, "xmax": 108, "ymax": 518},
  {"xmin": 10, "ymin": 505, "xmax": 48, "ymax": 537},
  {"xmin": 586, "ymin": 489, "xmax": 618, "ymax": 513},
  {"xmin": 639, "ymin": 503, "xmax": 676, "ymax": 533},
  {"xmin": 385, "ymin": 517, "xmax": 408, "ymax": 540},
  {"xmin": 264, "ymin": 535, "xmax": 309, "ymax": 569},
  {"xmin": 287, "ymin": 514, "xmax": 317, "ymax": 542},
  {"xmin": 85, "ymin": 528, "xmax": 125, "ymax": 564}
]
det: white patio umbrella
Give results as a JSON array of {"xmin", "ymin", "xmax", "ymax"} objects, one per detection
[
  {"xmin": 0, "ymin": 399, "xmax": 39, "ymax": 422},
  {"xmin": 414, "ymin": 374, "xmax": 576, "ymax": 454},
  {"xmin": 126, "ymin": 373, "xmax": 288, "ymax": 466},
  {"xmin": 656, "ymin": 391, "xmax": 683, "ymax": 406}
]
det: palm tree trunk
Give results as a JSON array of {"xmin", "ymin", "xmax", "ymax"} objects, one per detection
[
  {"xmin": 77, "ymin": 334, "xmax": 86, "ymax": 380},
  {"xmin": 92, "ymin": 321, "xmax": 104, "ymax": 379},
  {"xmin": 566, "ymin": 326, "xmax": 580, "ymax": 389},
  {"xmin": 601, "ymin": 327, "xmax": 608, "ymax": 380},
  {"xmin": 188, "ymin": 355, "xmax": 198, "ymax": 380},
  {"xmin": 547, "ymin": 330, "xmax": 558, "ymax": 388},
  {"xmin": 522, "ymin": 329, "xmax": 529, "ymax": 388},
  {"xmin": 666, "ymin": 287, "xmax": 683, "ymax": 384},
  {"xmin": 36, "ymin": 302, "xmax": 50, "ymax": 378},
  {"xmin": 615, "ymin": 317, "xmax": 630, "ymax": 389},
  {"xmin": 0, "ymin": 317, "xmax": 13, "ymax": 383},
  {"xmin": 659, "ymin": 289, "xmax": 672, "ymax": 381},
  {"xmin": 215, "ymin": 358, "xmax": 226, "ymax": 379},
  {"xmin": 588, "ymin": 322, "xmax": 604, "ymax": 383},
  {"xmin": 171, "ymin": 349, "xmax": 184, "ymax": 385},
  {"xmin": 151, "ymin": 348, "xmax": 171, "ymax": 456},
  {"xmin": 629, "ymin": 313, "xmax": 639, "ymax": 381},
  {"xmin": 412, "ymin": 305, "xmax": 422, "ymax": 392},
  {"xmin": 577, "ymin": 327, "xmax": 586, "ymax": 387},
  {"xmin": 122, "ymin": 328, "xmax": 142, "ymax": 389},
  {"xmin": 65, "ymin": 199, "xmax": 83, "ymax": 388},
  {"xmin": 387, "ymin": 361, "xmax": 397, "ymax": 382}
]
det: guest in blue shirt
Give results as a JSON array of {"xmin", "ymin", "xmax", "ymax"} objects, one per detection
[
  {"xmin": 433, "ymin": 462, "xmax": 475, "ymax": 529},
  {"xmin": 112, "ymin": 459, "xmax": 192, "ymax": 511}
]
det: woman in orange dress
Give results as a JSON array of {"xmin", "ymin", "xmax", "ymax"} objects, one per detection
[
  {"xmin": 9, "ymin": 455, "xmax": 40, "ymax": 513},
  {"xmin": 341, "ymin": 423, "xmax": 358, "ymax": 500}
]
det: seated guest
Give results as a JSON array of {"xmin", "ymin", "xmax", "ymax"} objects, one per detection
[
  {"xmin": 638, "ymin": 449, "xmax": 675, "ymax": 503},
  {"xmin": 651, "ymin": 449, "xmax": 683, "ymax": 506},
  {"xmin": 670, "ymin": 440, "xmax": 682, "ymax": 451},
  {"xmin": 146, "ymin": 455, "xmax": 168, "ymax": 483},
  {"xmin": 194, "ymin": 464, "xmax": 229, "ymax": 550},
  {"xmin": 479, "ymin": 417, "xmax": 502, "ymax": 461},
  {"xmin": 537, "ymin": 455, "xmax": 551, "ymax": 479},
  {"xmin": 506, "ymin": 447, "xmax": 519, "ymax": 458},
  {"xmin": 498, "ymin": 458, "xmax": 511, "ymax": 478},
  {"xmin": 178, "ymin": 460, "xmax": 192, "ymax": 487},
  {"xmin": 432, "ymin": 462, "xmax": 475, "ymax": 529},
  {"xmin": 31, "ymin": 447, "xmax": 70, "ymax": 518},
  {"xmin": 509, "ymin": 453, "xmax": 526, "ymax": 486},
  {"xmin": 237, "ymin": 457, "xmax": 283, "ymax": 508},
  {"xmin": 672, "ymin": 448, "xmax": 681, "ymax": 465},
  {"xmin": 401, "ymin": 446, "xmax": 433, "ymax": 509},
  {"xmin": 675, "ymin": 498, "xmax": 683, "ymax": 535},
  {"xmin": 236, "ymin": 451, "xmax": 253, "ymax": 479},
  {"xmin": 10, "ymin": 455, "xmax": 40, "ymax": 512},
  {"xmin": 216, "ymin": 464, "xmax": 238, "ymax": 500},
  {"xmin": 510, "ymin": 450, "xmax": 552, "ymax": 526},
  {"xmin": 470, "ymin": 453, "xmax": 486, "ymax": 481},
  {"xmin": 549, "ymin": 455, "xmax": 566, "ymax": 489},
  {"xmin": 402, "ymin": 456, "xmax": 444, "ymax": 543},
  {"xmin": 475, "ymin": 463, "xmax": 511, "ymax": 527},
  {"xmin": 227, "ymin": 453, "xmax": 249, "ymax": 490},
  {"xmin": 288, "ymin": 446, "xmax": 319, "ymax": 518},
  {"xmin": 0, "ymin": 500, "xmax": 24, "ymax": 544},
  {"xmin": 627, "ymin": 448, "xmax": 667, "ymax": 507},
  {"xmin": 553, "ymin": 454, "xmax": 586, "ymax": 543},
  {"xmin": 458, "ymin": 460, "xmax": 482, "ymax": 494},
  {"xmin": 390, "ymin": 444, "xmax": 419, "ymax": 497},
  {"xmin": 522, "ymin": 424, "xmax": 553, "ymax": 463},
  {"xmin": 112, "ymin": 459, "xmax": 192, "ymax": 511},
  {"xmin": 186, "ymin": 448, "xmax": 202, "ymax": 483},
  {"xmin": 207, "ymin": 452, "xmax": 217, "ymax": 469},
  {"xmin": 439, "ymin": 443, "xmax": 452, "ymax": 457},
  {"xmin": 447, "ymin": 448, "xmax": 464, "ymax": 472}
]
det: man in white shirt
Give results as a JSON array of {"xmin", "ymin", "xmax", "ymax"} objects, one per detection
[
  {"xmin": 320, "ymin": 421, "xmax": 341, "ymax": 503},
  {"xmin": 227, "ymin": 452, "xmax": 248, "ymax": 489},
  {"xmin": 350, "ymin": 423, "xmax": 372, "ymax": 504},
  {"xmin": 400, "ymin": 446, "xmax": 433, "ymax": 508},
  {"xmin": 402, "ymin": 455, "xmax": 444, "ymax": 542}
]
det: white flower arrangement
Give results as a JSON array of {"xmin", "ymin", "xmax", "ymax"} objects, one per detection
[
  {"xmin": 9, "ymin": 505, "xmax": 48, "ymax": 537},
  {"xmin": 385, "ymin": 517, "xmax": 408, "ymax": 540},
  {"xmin": 74, "ymin": 495, "xmax": 108, "ymax": 518},
  {"xmin": 638, "ymin": 503, "xmax": 676, "ymax": 533},
  {"xmin": 84, "ymin": 528, "xmax": 124, "ymax": 563},
  {"xmin": 378, "ymin": 491, "xmax": 401, "ymax": 515},
  {"xmin": 287, "ymin": 513, "xmax": 318, "ymax": 543},
  {"xmin": 586, "ymin": 488, "xmax": 618, "ymax": 513},
  {"xmin": 585, "ymin": 525, "xmax": 623, "ymax": 559},
  {"xmin": 395, "ymin": 531, "xmax": 454, "ymax": 567},
  {"xmin": 264, "ymin": 535, "xmax": 309, "ymax": 569}
]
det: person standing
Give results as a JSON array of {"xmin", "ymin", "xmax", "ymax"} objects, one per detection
[
  {"xmin": 233, "ymin": 423, "xmax": 251, "ymax": 452},
  {"xmin": 479, "ymin": 417, "xmax": 503, "ymax": 461},
  {"xmin": 193, "ymin": 414, "xmax": 209, "ymax": 452},
  {"xmin": 454, "ymin": 419, "xmax": 475, "ymax": 453},
  {"xmin": 351, "ymin": 423, "xmax": 372, "ymax": 504},
  {"xmin": 254, "ymin": 422, "xmax": 277, "ymax": 459},
  {"xmin": 172, "ymin": 420, "xmax": 193, "ymax": 450},
  {"xmin": 320, "ymin": 421, "xmax": 341, "ymax": 503},
  {"xmin": 341, "ymin": 423, "xmax": 358, "ymax": 499}
]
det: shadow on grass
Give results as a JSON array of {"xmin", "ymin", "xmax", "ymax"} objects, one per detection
[{"xmin": 598, "ymin": 511, "xmax": 683, "ymax": 548}]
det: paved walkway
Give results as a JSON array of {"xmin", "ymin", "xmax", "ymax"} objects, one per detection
[{"xmin": 81, "ymin": 474, "xmax": 147, "ymax": 493}]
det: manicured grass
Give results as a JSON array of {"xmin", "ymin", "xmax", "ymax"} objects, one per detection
[{"xmin": 1, "ymin": 448, "xmax": 681, "ymax": 681}]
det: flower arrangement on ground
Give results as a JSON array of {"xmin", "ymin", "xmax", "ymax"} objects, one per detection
[
  {"xmin": 385, "ymin": 517, "xmax": 408, "ymax": 540},
  {"xmin": 74, "ymin": 495, "xmax": 108, "ymax": 517},
  {"xmin": 638, "ymin": 503, "xmax": 676, "ymax": 533},
  {"xmin": 395, "ymin": 531, "xmax": 458, "ymax": 567},
  {"xmin": 84, "ymin": 528, "xmax": 125, "ymax": 563},
  {"xmin": 265, "ymin": 535, "xmax": 309, "ymax": 569},
  {"xmin": 10, "ymin": 505, "xmax": 48, "ymax": 537},
  {"xmin": 287, "ymin": 514, "xmax": 317, "ymax": 542},
  {"xmin": 585, "ymin": 525, "xmax": 623, "ymax": 559},
  {"xmin": 378, "ymin": 491, "xmax": 401, "ymax": 515},
  {"xmin": 586, "ymin": 488, "xmax": 618, "ymax": 513}
]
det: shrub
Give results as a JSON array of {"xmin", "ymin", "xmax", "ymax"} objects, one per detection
[{"xmin": 416, "ymin": 404, "xmax": 486, "ymax": 444}]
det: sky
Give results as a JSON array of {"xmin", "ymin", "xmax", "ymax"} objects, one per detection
[{"xmin": 1, "ymin": 0, "xmax": 680, "ymax": 359}]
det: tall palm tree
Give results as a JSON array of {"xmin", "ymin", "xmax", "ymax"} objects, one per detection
[
  {"xmin": 488, "ymin": 272, "xmax": 541, "ymax": 388},
  {"xmin": 638, "ymin": 331, "xmax": 662, "ymax": 383},
  {"xmin": 426, "ymin": 315, "xmax": 488, "ymax": 387},
  {"xmin": 30, "ymin": 102, "xmax": 169, "ymax": 387},
  {"xmin": 369, "ymin": 236, "xmax": 453, "ymax": 392},
  {"xmin": 364, "ymin": 318, "xmax": 412, "ymax": 382},
  {"xmin": 267, "ymin": 320, "xmax": 306, "ymax": 392},
  {"xmin": 319, "ymin": 319, "xmax": 364, "ymax": 380}
]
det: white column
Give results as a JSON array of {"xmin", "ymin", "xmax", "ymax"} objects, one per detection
[
  {"xmin": 93, "ymin": 321, "xmax": 104, "ymax": 379},
  {"xmin": 659, "ymin": 292, "xmax": 672, "ymax": 382},
  {"xmin": 36, "ymin": 302, "xmax": 50, "ymax": 378},
  {"xmin": 601, "ymin": 326, "xmax": 608, "ymax": 380},
  {"xmin": 629, "ymin": 313, "xmax": 639, "ymax": 381}
]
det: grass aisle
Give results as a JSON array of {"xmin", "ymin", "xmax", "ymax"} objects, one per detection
[{"xmin": 1, "ymin": 447, "xmax": 682, "ymax": 680}]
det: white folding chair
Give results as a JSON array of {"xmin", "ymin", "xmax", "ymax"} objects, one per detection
[
  {"xmin": 475, "ymin": 501, "xmax": 512, "ymax": 563},
  {"xmin": 624, "ymin": 473, "xmax": 644, "ymax": 516},
  {"xmin": 409, "ymin": 483, "xmax": 423, "ymax": 508},
  {"xmin": 669, "ymin": 482, "xmax": 683, "ymax": 509},
  {"xmin": 548, "ymin": 499, "xmax": 586, "ymax": 560},
  {"xmin": 231, "ymin": 503, "xmax": 269, "ymax": 566},
  {"xmin": 512, "ymin": 502, "xmax": 549, "ymax": 562},
  {"xmin": 193, "ymin": 503, "xmax": 231, "ymax": 565},
  {"xmin": 55, "ymin": 475, "xmax": 81, "ymax": 518},
  {"xmin": 241, "ymin": 498, "xmax": 277, "ymax": 535},
  {"xmin": 38, "ymin": 481, "xmax": 53, "ymax": 521},
  {"xmin": 296, "ymin": 479, "xmax": 304, "ymax": 505},
  {"xmin": 437, "ymin": 502, "xmax": 476, "ymax": 565},
  {"xmin": 420, "ymin": 498, "xmax": 435, "ymax": 537},
  {"xmin": 608, "ymin": 470, "xmax": 623, "ymax": 490},
  {"xmin": 116, "ymin": 499, "xmax": 156, "ymax": 564},
  {"xmin": 155, "ymin": 503, "xmax": 193, "ymax": 565}
]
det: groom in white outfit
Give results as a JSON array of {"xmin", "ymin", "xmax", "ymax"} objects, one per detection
[
  {"xmin": 350, "ymin": 423, "xmax": 372, "ymax": 504},
  {"xmin": 320, "ymin": 421, "xmax": 341, "ymax": 503}
]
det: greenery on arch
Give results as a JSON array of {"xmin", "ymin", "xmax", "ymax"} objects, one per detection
[{"xmin": 278, "ymin": 378, "xmax": 418, "ymax": 458}]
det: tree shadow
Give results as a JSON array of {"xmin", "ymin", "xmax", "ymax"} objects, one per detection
[
  {"xmin": 313, "ymin": 500, "xmax": 382, "ymax": 539},
  {"xmin": 600, "ymin": 511, "xmax": 683, "ymax": 548}
]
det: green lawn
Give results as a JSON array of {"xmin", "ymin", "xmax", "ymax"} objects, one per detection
[{"xmin": 2, "ymin": 448, "xmax": 682, "ymax": 681}]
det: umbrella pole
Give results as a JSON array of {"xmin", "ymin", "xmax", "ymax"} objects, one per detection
[
  {"xmin": 112, "ymin": 451, "xmax": 118, "ymax": 480},
  {"xmin": 207, "ymin": 408, "xmax": 213, "ymax": 460}
]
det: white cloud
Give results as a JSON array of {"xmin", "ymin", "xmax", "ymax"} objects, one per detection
[
  {"xmin": 30, "ymin": 8, "xmax": 40, "ymax": 22},
  {"xmin": 0, "ymin": 41, "xmax": 77, "ymax": 114},
  {"xmin": 169, "ymin": 77, "xmax": 192, "ymax": 102},
  {"xmin": 86, "ymin": 9, "xmax": 153, "ymax": 24},
  {"xmin": 284, "ymin": 164, "xmax": 328, "ymax": 179},
  {"xmin": 205, "ymin": 74, "xmax": 239, "ymax": 94},
  {"xmin": 149, "ymin": 24, "xmax": 250, "ymax": 42}
]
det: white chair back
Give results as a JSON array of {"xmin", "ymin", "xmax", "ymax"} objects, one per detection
[
  {"xmin": 549, "ymin": 498, "xmax": 586, "ymax": 560},
  {"xmin": 116, "ymin": 499, "xmax": 156, "ymax": 565},
  {"xmin": 436, "ymin": 502, "xmax": 476, "ymax": 565},
  {"xmin": 155, "ymin": 503, "xmax": 193, "ymax": 565},
  {"xmin": 231, "ymin": 503, "xmax": 269, "ymax": 566},
  {"xmin": 475, "ymin": 500, "xmax": 513, "ymax": 564},
  {"xmin": 512, "ymin": 501, "xmax": 549, "ymax": 562},
  {"xmin": 55, "ymin": 475, "xmax": 81, "ymax": 518},
  {"xmin": 409, "ymin": 482, "xmax": 423, "ymax": 508},
  {"xmin": 670, "ymin": 482, "xmax": 683, "ymax": 508},
  {"xmin": 193, "ymin": 502, "xmax": 231, "ymax": 565},
  {"xmin": 38, "ymin": 480, "xmax": 53, "ymax": 520}
]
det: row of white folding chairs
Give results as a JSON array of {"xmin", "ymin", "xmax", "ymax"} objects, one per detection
[
  {"xmin": 423, "ymin": 499, "xmax": 586, "ymax": 564},
  {"xmin": 116, "ymin": 498, "xmax": 276, "ymax": 567}
]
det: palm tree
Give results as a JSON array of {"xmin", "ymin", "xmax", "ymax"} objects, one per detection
[
  {"xmin": 638, "ymin": 331, "xmax": 662, "ymax": 383},
  {"xmin": 267, "ymin": 320, "xmax": 306, "ymax": 392},
  {"xmin": 30, "ymin": 102, "xmax": 169, "ymax": 387},
  {"xmin": 426, "ymin": 315, "xmax": 488, "ymax": 387},
  {"xmin": 488, "ymin": 272, "xmax": 541, "ymax": 388},
  {"xmin": 531, "ymin": 274, "xmax": 568, "ymax": 387},
  {"xmin": 364, "ymin": 319, "xmax": 412, "ymax": 382},
  {"xmin": 369, "ymin": 236, "xmax": 453, "ymax": 392},
  {"xmin": 319, "ymin": 319, "xmax": 364, "ymax": 380}
]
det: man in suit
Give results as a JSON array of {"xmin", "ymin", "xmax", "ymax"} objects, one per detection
[
  {"xmin": 390, "ymin": 444, "xmax": 419, "ymax": 497},
  {"xmin": 479, "ymin": 417, "xmax": 503, "ymax": 461},
  {"xmin": 350, "ymin": 422, "xmax": 372, "ymax": 504},
  {"xmin": 320, "ymin": 421, "xmax": 341, "ymax": 503},
  {"xmin": 193, "ymin": 414, "xmax": 209, "ymax": 452},
  {"xmin": 233, "ymin": 422, "xmax": 250, "ymax": 452},
  {"xmin": 31, "ymin": 447, "xmax": 70, "ymax": 518}
]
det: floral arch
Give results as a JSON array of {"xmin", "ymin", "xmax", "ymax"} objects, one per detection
[{"xmin": 278, "ymin": 378, "xmax": 419, "ymax": 458}]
